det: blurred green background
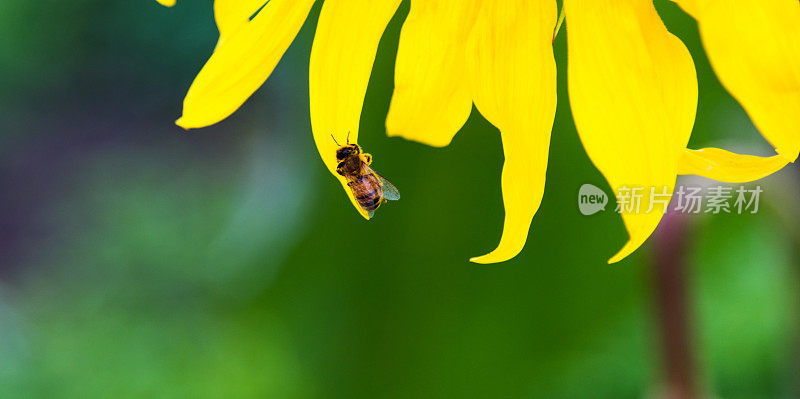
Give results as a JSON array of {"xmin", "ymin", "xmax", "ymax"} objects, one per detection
[{"xmin": 1, "ymin": 1, "xmax": 798, "ymax": 398}]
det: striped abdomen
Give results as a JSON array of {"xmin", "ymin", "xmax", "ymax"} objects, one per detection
[{"xmin": 348, "ymin": 173, "xmax": 383, "ymax": 212}]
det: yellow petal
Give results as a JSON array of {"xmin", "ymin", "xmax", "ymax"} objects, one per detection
[
  {"xmin": 467, "ymin": 0, "xmax": 557, "ymax": 263},
  {"xmin": 673, "ymin": 0, "xmax": 698, "ymax": 16},
  {"xmin": 679, "ymin": 148, "xmax": 792, "ymax": 183},
  {"xmin": 674, "ymin": 0, "xmax": 800, "ymax": 161},
  {"xmin": 176, "ymin": 0, "xmax": 316, "ymax": 129},
  {"xmin": 214, "ymin": 0, "xmax": 270, "ymax": 37},
  {"xmin": 155, "ymin": 0, "xmax": 175, "ymax": 7},
  {"xmin": 309, "ymin": 0, "xmax": 402, "ymax": 219},
  {"xmin": 385, "ymin": 0, "xmax": 481, "ymax": 147},
  {"xmin": 567, "ymin": 0, "xmax": 698, "ymax": 263}
]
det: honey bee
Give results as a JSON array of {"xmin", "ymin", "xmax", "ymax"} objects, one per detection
[{"xmin": 333, "ymin": 133, "xmax": 400, "ymax": 218}]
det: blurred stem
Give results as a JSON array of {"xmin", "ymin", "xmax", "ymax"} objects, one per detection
[{"xmin": 653, "ymin": 212, "xmax": 699, "ymax": 399}]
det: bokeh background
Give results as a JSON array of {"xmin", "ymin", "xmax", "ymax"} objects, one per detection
[{"xmin": 1, "ymin": 1, "xmax": 799, "ymax": 398}]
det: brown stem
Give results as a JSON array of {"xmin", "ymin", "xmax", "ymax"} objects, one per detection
[{"xmin": 653, "ymin": 211, "xmax": 698, "ymax": 399}]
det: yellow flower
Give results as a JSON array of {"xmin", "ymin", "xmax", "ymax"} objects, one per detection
[
  {"xmin": 673, "ymin": 0, "xmax": 800, "ymax": 176},
  {"xmin": 157, "ymin": 0, "xmax": 798, "ymax": 263}
]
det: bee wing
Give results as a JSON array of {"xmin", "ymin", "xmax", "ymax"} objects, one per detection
[
  {"xmin": 378, "ymin": 176, "xmax": 401, "ymax": 201},
  {"xmin": 364, "ymin": 166, "xmax": 400, "ymax": 201}
]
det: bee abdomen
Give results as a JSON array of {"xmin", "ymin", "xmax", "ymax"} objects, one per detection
[
  {"xmin": 349, "ymin": 174, "xmax": 383, "ymax": 212},
  {"xmin": 357, "ymin": 194, "xmax": 381, "ymax": 211}
]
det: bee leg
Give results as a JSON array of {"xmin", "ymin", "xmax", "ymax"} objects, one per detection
[{"xmin": 363, "ymin": 153, "xmax": 372, "ymax": 165}]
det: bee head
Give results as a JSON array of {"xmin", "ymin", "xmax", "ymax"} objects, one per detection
[{"xmin": 335, "ymin": 144, "xmax": 361, "ymax": 161}]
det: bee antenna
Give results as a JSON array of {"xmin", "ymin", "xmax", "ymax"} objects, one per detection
[
  {"xmin": 331, "ymin": 134, "xmax": 340, "ymax": 146},
  {"xmin": 346, "ymin": 131, "xmax": 351, "ymax": 145}
]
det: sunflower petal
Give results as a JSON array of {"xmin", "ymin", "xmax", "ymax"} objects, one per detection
[
  {"xmin": 309, "ymin": 0, "xmax": 402, "ymax": 219},
  {"xmin": 679, "ymin": 148, "xmax": 791, "ymax": 183},
  {"xmin": 673, "ymin": 0, "xmax": 698, "ymax": 16},
  {"xmin": 155, "ymin": 0, "xmax": 175, "ymax": 7},
  {"xmin": 385, "ymin": 0, "xmax": 481, "ymax": 147},
  {"xmin": 567, "ymin": 0, "xmax": 698, "ymax": 263},
  {"xmin": 674, "ymin": 0, "xmax": 800, "ymax": 162},
  {"xmin": 176, "ymin": 0, "xmax": 316, "ymax": 129},
  {"xmin": 467, "ymin": 0, "xmax": 557, "ymax": 264},
  {"xmin": 214, "ymin": 0, "xmax": 270, "ymax": 37}
]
